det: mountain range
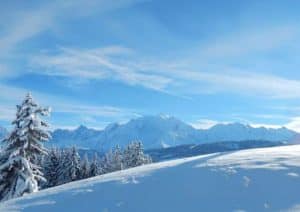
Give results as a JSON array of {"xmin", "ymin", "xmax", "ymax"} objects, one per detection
[{"xmin": 0, "ymin": 115, "xmax": 298, "ymax": 150}]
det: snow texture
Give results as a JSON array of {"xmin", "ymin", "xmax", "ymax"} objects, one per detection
[{"xmin": 2, "ymin": 145, "xmax": 300, "ymax": 211}]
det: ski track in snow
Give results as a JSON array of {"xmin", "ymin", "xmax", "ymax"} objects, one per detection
[{"xmin": 1, "ymin": 145, "xmax": 300, "ymax": 211}]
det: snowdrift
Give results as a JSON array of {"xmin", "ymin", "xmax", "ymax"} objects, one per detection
[{"xmin": 2, "ymin": 145, "xmax": 300, "ymax": 211}]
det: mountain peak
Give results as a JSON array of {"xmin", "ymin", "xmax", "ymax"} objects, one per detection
[
  {"xmin": 76, "ymin": 125, "xmax": 88, "ymax": 131},
  {"xmin": 105, "ymin": 123, "xmax": 120, "ymax": 131},
  {"xmin": 210, "ymin": 122, "xmax": 250, "ymax": 130},
  {"xmin": 135, "ymin": 114, "xmax": 174, "ymax": 121},
  {"xmin": 158, "ymin": 114, "xmax": 172, "ymax": 120},
  {"xmin": 50, "ymin": 116, "xmax": 298, "ymax": 150}
]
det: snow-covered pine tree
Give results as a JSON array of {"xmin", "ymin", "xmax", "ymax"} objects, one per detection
[
  {"xmin": 101, "ymin": 149, "xmax": 114, "ymax": 174},
  {"xmin": 57, "ymin": 149, "xmax": 69, "ymax": 185},
  {"xmin": 122, "ymin": 142, "xmax": 134, "ymax": 168},
  {"xmin": 80, "ymin": 153, "xmax": 90, "ymax": 179},
  {"xmin": 67, "ymin": 147, "xmax": 81, "ymax": 181},
  {"xmin": 90, "ymin": 153, "xmax": 101, "ymax": 177},
  {"xmin": 133, "ymin": 141, "xmax": 152, "ymax": 166},
  {"xmin": 111, "ymin": 145, "xmax": 123, "ymax": 171},
  {"xmin": 44, "ymin": 148, "xmax": 60, "ymax": 188},
  {"xmin": 0, "ymin": 93, "xmax": 51, "ymax": 201},
  {"xmin": 56, "ymin": 147, "xmax": 81, "ymax": 184},
  {"xmin": 100, "ymin": 145, "xmax": 124, "ymax": 174},
  {"xmin": 122, "ymin": 141, "xmax": 152, "ymax": 169}
]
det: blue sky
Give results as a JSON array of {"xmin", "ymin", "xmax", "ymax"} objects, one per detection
[{"xmin": 1, "ymin": 0, "xmax": 300, "ymax": 131}]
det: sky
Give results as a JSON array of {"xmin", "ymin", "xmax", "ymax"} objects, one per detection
[{"xmin": 1, "ymin": 0, "xmax": 300, "ymax": 131}]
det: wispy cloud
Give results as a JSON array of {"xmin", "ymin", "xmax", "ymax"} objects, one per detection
[
  {"xmin": 254, "ymin": 116, "xmax": 300, "ymax": 132},
  {"xmin": 173, "ymin": 70, "xmax": 300, "ymax": 98},
  {"xmin": 2, "ymin": 1, "xmax": 300, "ymax": 100},
  {"xmin": 0, "ymin": 84, "xmax": 137, "ymax": 127},
  {"xmin": 248, "ymin": 123, "xmax": 283, "ymax": 129},
  {"xmin": 2, "ymin": 1, "xmax": 300, "ymax": 131},
  {"xmin": 29, "ymin": 44, "xmax": 300, "ymax": 99},
  {"xmin": 199, "ymin": 25, "xmax": 298, "ymax": 57},
  {"xmin": 250, "ymin": 114, "xmax": 290, "ymax": 120},
  {"xmin": 30, "ymin": 46, "xmax": 172, "ymax": 91},
  {"xmin": 0, "ymin": 7, "xmax": 54, "ymax": 57},
  {"xmin": 190, "ymin": 119, "xmax": 228, "ymax": 129},
  {"xmin": 54, "ymin": 103, "xmax": 135, "ymax": 118},
  {"xmin": 285, "ymin": 117, "xmax": 300, "ymax": 132},
  {"xmin": 0, "ymin": 0, "xmax": 142, "ymax": 57}
]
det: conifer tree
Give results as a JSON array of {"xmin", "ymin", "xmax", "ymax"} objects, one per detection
[
  {"xmin": 44, "ymin": 148, "xmax": 60, "ymax": 188},
  {"xmin": 123, "ymin": 141, "xmax": 152, "ymax": 168},
  {"xmin": 90, "ymin": 153, "xmax": 101, "ymax": 177},
  {"xmin": 0, "ymin": 93, "xmax": 51, "ymax": 201},
  {"xmin": 56, "ymin": 147, "xmax": 81, "ymax": 184},
  {"xmin": 101, "ymin": 150, "xmax": 114, "ymax": 174},
  {"xmin": 80, "ymin": 153, "xmax": 90, "ymax": 179},
  {"xmin": 111, "ymin": 145, "xmax": 123, "ymax": 171},
  {"xmin": 57, "ymin": 149, "xmax": 69, "ymax": 185},
  {"xmin": 66, "ymin": 147, "xmax": 81, "ymax": 181},
  {"xmin": 71, "ymin": 147, "xmax": 81, "ymax": 180}
]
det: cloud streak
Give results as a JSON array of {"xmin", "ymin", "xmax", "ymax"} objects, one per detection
[
  {"xmin": 0, "ymin": 0, "xmax": 142, "ymax": 57},
  {"xmin": 2, "ymin": 2, "xmax": 300, "ymax": 100},
  {"xmin": 190, "ymin": 119, "xmax": 228, "ymax": 129},
  {"xmin": 199, "ymin": 25, "xmax": 298, "ymax": 57},
  {"xmin": 30, "ymin": 46, "xmax": 172, "ymax": 91},
  {"xmin": 0, "ymin": 84, "xmax": 136, "ymax": 127},
  {"xmin": 30, "ymin": 45, "xmax": 300, "ymax": 99},
  {"xmin": 172, "ymin": 70, "xmax": 300, "ymax": 98}
]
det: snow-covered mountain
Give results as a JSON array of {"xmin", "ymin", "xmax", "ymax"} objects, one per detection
[
  {"xmin": 99, "ymin": 115, "xmax": 199, "ymax": 150},
  {"xmin": 199, "ymin": 122, "xmax": 296, "ymax": 143},
  {"xmin": 50, "ymin": 115, "xmax": 198, "ymax": 150},
  {"xmin": 1, "ymin": 116, "xmax": 297, "ymax": 150},
  {"xmin": 3, "ymin": 145, "xmax": 300, "ymax": 211},
  {"xmin": 49, "ymin": 115, "xmax": 298, "ymax": 150},
  {"xmin": 49, "ymin": 125, "xmax": 101, "ymax": 149}
]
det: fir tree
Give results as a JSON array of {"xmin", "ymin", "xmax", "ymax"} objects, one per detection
[
  {"xmin": 80, "ymin": 153, "xmax": 90, "ymax": 179},
  {"xmin": 64, "ymin": 147, "xmax": 81, "ymax": 182},
  {"xmin": 90, "ymin": 153, "xmax": 101, "ymax": 177},
  {"xmin": 123, "ymin": 141, "xmax": 152, "ymax": 168},
  {"xmin": 0, "ymin": 93, "xmax": 51, "ymax": 201},
  {"xmin": 111, "ymin": 145, "xmax": 123, "ymax": 171},
  {"xmin": 44, "ymin": 148, "xmax": 60, "ymax": 188},
  {"xmin": 101, "ymin": 145, "xmax": 125, "ymax": 173},
  {"xmin": 57, "ymin": 149, "xmax": 69, "ymax": 185},
  {"xmin": 56, "ymin": 147, "xmax": 81, "ymax": 184},
  {"xmin": 70, "ymin": 147, "xmax": 81, "ymax": 180},
  {"xmin": 101, "ymin": 150, "xmax": 114, "ymax": 174}
]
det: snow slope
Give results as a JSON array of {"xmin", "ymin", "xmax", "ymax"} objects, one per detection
[{"xmin": 2, "ymin": 145, "xmax": 300, "ymax": 211}]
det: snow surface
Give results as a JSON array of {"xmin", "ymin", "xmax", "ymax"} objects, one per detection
[{"xmin": 2, "ymin": 145, "xmax": 300, "ymax": 211}]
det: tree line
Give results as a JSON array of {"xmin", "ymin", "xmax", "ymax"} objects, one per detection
[
  {"xmin": 42, "ymin": 142, "xmax": 151, "ymax": 188},
  {"xmin": 0, "ymin": 94, "xmax": 151, "ymax": 201}
]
